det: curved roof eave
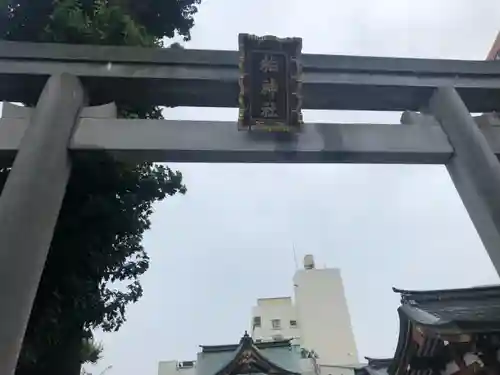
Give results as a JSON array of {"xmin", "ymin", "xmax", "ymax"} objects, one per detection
[
  {"xmin": 398, "ymin": 303, "xmax": 500, "ymax": 335},
  {"xmin": 388, "ymin": 308, "xmax": 413, "ymax": 375},
  {"xmin": 392, "ymin": 285, "xmax": 500, "ymax": 301},
  {"xmin": 212, "ymin": 333, "xmax": 300, "ymax": 375},
  {"xmin": 364, "ymin": 357, "xmax": 393, "ymax": 369}
]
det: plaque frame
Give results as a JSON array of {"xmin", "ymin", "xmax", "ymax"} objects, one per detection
[{"xmin": 238, "ymin": 34, "xmax": 303, "ymax": 132}]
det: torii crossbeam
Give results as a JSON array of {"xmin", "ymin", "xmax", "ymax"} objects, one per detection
[{"xmin": 1, "ymin": 40, "xmax": 500, "ymax": 375}]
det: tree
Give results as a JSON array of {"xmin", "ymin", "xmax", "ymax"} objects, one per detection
[
  {"xmin": 300, "ymin": 348, "xmax": 319, "ymax": 359},
  {"xmin": 80, "ymin": 339, "xmax": 104, "ymax": 366},
  {"xmin": 80, "ymin": 339, "xmax": 107, "ymax": 375},
  {"xmin": 0, "ymin": 0, "xmax": 201, "ymax": 374},
  {"xmin": 81, "ymin": 367, "xmax": 112, "ymax": 375}
]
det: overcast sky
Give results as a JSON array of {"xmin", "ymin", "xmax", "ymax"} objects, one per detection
[{"xmin": 90, "ymin": 1, "xmax": 500, "ymax": 374}]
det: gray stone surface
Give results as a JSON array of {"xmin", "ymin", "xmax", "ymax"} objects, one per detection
[
  {"xmin": 1, "ymin": 102, "xmax": 33, "ymax": 119},
  {"xmin": 1, "ymin": 41, "xmax": 500, "ymax": 111},
  {"xmin": 0, "ymin": 74, "xmax": 85, "ymax": 375},
  {"xmin": 400, "ymin": 111, "xmax": 441, "ymax": 127},
  {"xmin": 2, "ymin": 101, "xmax": 117, "ymax": 119},
  {"xmin": 72, "ymin": 120, "xmax": 453, "ymax": 164},
  {"xmin": 0, "ymin": 118, "xmax": 453, "ymax": 164},
  {"xmin": 3, "ymin": 41, "xmax": 500, "ymax": 373},
  {"xmin": 475, "ymin": 113, "xmax": 500, "ymax": 128},
  {"xmin": 429, "ymin": 88, "xmax": 500, "ymax": 276},
  {"xmin": 401, "ymin": 111, "xmax": 500, "ymax": 156},
  {"xmin": 1, "ymin": 40, "xmax": 499, "ymax": 74}
]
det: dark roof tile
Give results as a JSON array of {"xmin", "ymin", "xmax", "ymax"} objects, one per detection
[{"xmin": 393, "ymin": 285, "xmax": 500, "ymax": 332}]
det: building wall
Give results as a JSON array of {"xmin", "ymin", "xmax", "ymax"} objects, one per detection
[
  {"xmin": 294, "ymin": 266, "xmax": 358, "ymax": 366},
  {"xmin": 250, "ymin": 255, "xmax": 359, "ymax": 367},
  {"xmin": 160, "ymin": 255, "xmax": 359, "ymax": 375},
  {"xmin": 251, "ymin": 297, "xmax": 300, "ymax": 342},
  {"xmin": 319, "ymin": 365, "xmax": 356, "ymax": 375},
  {"xmin": 300, "ymin": 357, "xmax": 320, "ymax": 375},
  {"xmin": 300, "ymin": 355, "xmax": 357, "ymax": 375},
  {"xmin": 158, "ymin": 360, "xmax": 196, "ymax": 375}
]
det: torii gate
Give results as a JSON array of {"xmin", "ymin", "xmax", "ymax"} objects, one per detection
[{"xmin": 2, "ymin": 37, "xmax": 500, "ymax": 374}]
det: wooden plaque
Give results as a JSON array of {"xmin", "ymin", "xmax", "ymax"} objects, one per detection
[{"xmin": 238, "ymin": 34, "xmax": 303, "ymax": 132}]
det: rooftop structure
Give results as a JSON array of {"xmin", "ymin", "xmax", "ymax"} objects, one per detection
[
  {"xmin": 159, "ymin": 255, "xmax": 358, "ymax": 375},
  {"xmin": 390, "ymin": 285, "xmax": 500, "ymax": 375},
  {"xmin": 251, "ymin": 255, "xmax": 359, "ymax": 367},
  {"xmin": 159, "ymin": 333, "xmax": 304, "ymax": 375},
  {"xmin": 355, "ymin": 358, "xmax": 391, "ymax": 375},
  {"xmin": 356, "ymin": 285, "xmax": 500, "ymax": 375},
  {"xmin": 199, "ymin": 333, "xmax": 301, "ymax": 375},
  {"xmin": 160, "ymin": 283, "xmax": 500, "ymax": 375}
]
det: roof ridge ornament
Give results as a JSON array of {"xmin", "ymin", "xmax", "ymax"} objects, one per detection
[
  {"xmin": 241, "ymin": 331, "xmax": 252, "ymax": 343},
  {"xmin": 214, "ymin": 331, "xmax": 300, "ymax": 375}
]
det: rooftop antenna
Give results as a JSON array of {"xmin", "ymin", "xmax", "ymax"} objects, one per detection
[{"xmin": 292, "ymin": 243, "xmax": 298, "ymax": 270}]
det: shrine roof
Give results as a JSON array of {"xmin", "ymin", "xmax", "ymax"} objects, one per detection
[
  {"xmin": 355, "ymin": 358, "xmax": 391, "ymax": 375},
  {"xmin": 393, "ymin": 284, "xmax": 500, "ymax": 333},
  {"xmin": 196, "ymin": 333, "xmax": 301, "ymax": 375},
  {"xmin": 200, "ymin": 339, "xmax": 293, "ymax": 353},
  {"xmin": 365, "ymin": 358, "xmax": 393, "ymax": 369}
]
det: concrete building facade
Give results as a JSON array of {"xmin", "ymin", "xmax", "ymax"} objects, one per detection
[
  {"xmin": 158, "ymin": 360, "xmax": 196, "ymax": 375},
  {"xmin": 251, "ymin": 297, "xmax": 299, "ymax": 343},
  {"xmin": 250, "ymin": 255, "xmax": 358, "ymax": 368},
  {"xmin": 159, "ymin": 255, "xmax": 359, "ymax": 375}
]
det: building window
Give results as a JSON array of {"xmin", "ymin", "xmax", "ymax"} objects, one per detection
[
  {"xmin": 253, "ymin": 316, "xmax": 261, "ymax": 327},
  {"xmin": 290, "ymin": 320, "xmax": 297, "ymax": 327},
  {"xmin": 271, "ymin": 319, "xmax": 281, "ymax": 329},
  {"xmin": 178, "ymin": 361, "xmax": 195, "ymax": 369}
]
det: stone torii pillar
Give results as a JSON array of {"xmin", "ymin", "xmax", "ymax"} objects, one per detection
[
  {"xmin": 0, "ymin": 74, "xmax": 86, "ymax": 375},
  {"xmin": 403, "ymin": 87, "xmax": 500, "ymax": 276}
]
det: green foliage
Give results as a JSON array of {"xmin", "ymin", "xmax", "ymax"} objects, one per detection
[
  {"xmin": 80, "ymin": 339, "xmax": 104, "ymax": 365},
  {"xmin": 300, "ymin": 348, "xmax": 319, "ymax": 359},
  {"xmin": 0, "ymin": 0, "xmax": 200, "ymax": 373},
  {"xmin": 0, "ymin": 0, "xmax": 200, "ymax": 45}
]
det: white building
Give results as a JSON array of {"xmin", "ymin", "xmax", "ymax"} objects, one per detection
[
  {"xmin": 251, "ymin": 297, "xmax": 299, "ymax": 343},
  {"xmin": 250, "ymin": 255, "xmax": 359, "ymax": 368},
  {"xmin": 158, "ymin": 360, "xmax": 196, "ymax": 375},
  {"xmin": 159, "ymin": 255, "xmax": 359, "ymax": 375}
]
